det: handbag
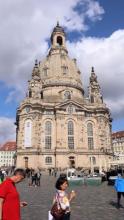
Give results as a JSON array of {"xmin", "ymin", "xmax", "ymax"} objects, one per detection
[{"xmin": 51, "ymin": 193, "xmax": 65, "ymax": 220}]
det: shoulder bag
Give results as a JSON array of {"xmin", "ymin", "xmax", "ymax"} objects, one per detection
[{"xmin": 51, "ymin": 193, "xmax": 65, "ymax": 220}]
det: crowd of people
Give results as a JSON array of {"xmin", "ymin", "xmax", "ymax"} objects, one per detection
[
  {"xmin": 0, "ymin": 167, "xmax": 124, "ymax": 220},
  {"xmin": 0, "ymin": 167, "xmax": 75, "ymax": 220},
  {"xmin": 25, "ymin": 168, "xmax": 42, "ymax": 187}
]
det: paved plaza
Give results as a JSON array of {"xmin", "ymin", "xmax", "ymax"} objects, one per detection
[{"xmin": 17, "ymin": 174, "xmax": 124, "ymax": 220}]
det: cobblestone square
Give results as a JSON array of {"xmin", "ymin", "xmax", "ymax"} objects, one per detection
[{"xmin": 17, "ymin": 174, "xmax": 124, "ymax": 220}]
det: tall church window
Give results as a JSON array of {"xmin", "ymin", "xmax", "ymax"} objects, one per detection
[
  {"xmin": 87, "ymin": 123, "xmax": 94, "ymax": 150},
  {"xmin": 45, "ymin": 121, "xmax": 52, "ymax": 149},
  {"xmin": 24, "ymin": 119, "xmax": 32, "ymax": 148},
  {"xmin": 68, "ymin": 121, "xmax": 74, "ymax": 149}
]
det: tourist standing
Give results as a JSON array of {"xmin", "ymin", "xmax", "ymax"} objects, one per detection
[
  {"xmin": 51, "ymin": 177, "xmax": 76, "ymax": 220},
  {"xmin": 0, "ymin": 168, "xmax": 27, "ymax": 220},
  {"xmin": 54, "ymin": 168, "xmax": 57, "ymax": 177},
  {"xmin": 36, "ymin": 170, "xmax": 41, "ymax": 186},
  {"xmin": 31, "ymin": 170, "xmax": 37, "ymax": 186},
  {"xmin": 49, "ymin": 168, "xmax": 52, "ymax": 176}
]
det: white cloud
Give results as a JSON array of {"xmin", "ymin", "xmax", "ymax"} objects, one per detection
[
  {"xmin": 0, "ymin": 0, "xmax": 104, "ymax": 91},
  {"xmin": 67, "ymin": 29, "xmax": 124, "ymax": 119},
  {"xmin": 0, "ymin": 0, "xmax": 124, "ymax": 142},
  {"xmin": 85, "ymin": 0, "xmax": 104, "ymax": 21},
  {"xmin": 0, "ymin": 117, "xmax": 16, "ymax": 144}
]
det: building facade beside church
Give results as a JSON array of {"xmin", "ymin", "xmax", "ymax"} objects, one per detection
[
  {"xmin": 16, "ymin": 23, "xmax": 112, "ymax": 172},
  {"xmin": 0, "ymin": 141, "xmax": 16, "ymax": 167},
  {"xmin": 110, "ymin": 131, "xmax": 124, "ymax": 168}
]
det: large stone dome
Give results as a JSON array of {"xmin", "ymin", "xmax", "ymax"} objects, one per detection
[{"xmin": 39, "ymin": 23, "xmax": 84, "ymax": 98}]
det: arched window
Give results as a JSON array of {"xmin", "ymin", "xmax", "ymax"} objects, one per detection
[
  {"xmin": 24, "ymin": 120, "xmax": 32, "ymax": 148},
  {"xmin": 29, "ymin": 90, "xmax": 32, "ymax": 98},
  {"xmin": 87, "ymin": 123, "xmax": 94, "ymax": 150},
  {"xmin": 45, "ymin": 156, "xmax": 52, "ymax": 164},
  {"xmin": 57, "ymin": 36, "xmax": 63, "ymax": 46},
  {"xmin": 68, "ymin": 121, "xmax": 74, "ymax": 149},
  {"xmin": 45, "ymin": 121, "xmax": 52, "ymax": 149}
]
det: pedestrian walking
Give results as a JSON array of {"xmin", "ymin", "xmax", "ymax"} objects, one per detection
[
  {"xmin": 114, "ymin": 173, "xmax": 124, "ymax": 208},
  {"xmin": 0, "ymin": 168, "xmax": 27, "ymax": 220},
  {"xmin": 51, "ymin": 176, "xmax": 76, "ymax": 220},
  {"xmin": 31, "ymin": 170, "xmax": 37, "ymax": 186},
  {"xmin": 54, "ymin": 168, "xmax": 57, "ymax": 178},
  {"xmin": 49, "ymin": 168, "xmax": 52, "ymax": 176},
  {"xmin": 36, "ymin": 170, "xmax": 41, "ymax": 186}
]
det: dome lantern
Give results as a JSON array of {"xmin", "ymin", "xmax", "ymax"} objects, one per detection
[{"xmin": 50, "ymin": 22, "xmax": 66, "ymax": 50}]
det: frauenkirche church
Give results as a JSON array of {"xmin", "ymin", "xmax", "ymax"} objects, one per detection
[{"xmin": 16, "ymin": 23, "xmax": 112, "ymax": 172}]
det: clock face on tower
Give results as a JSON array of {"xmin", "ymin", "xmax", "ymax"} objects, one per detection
[
  {"xmin": 25, "ymin": 107, "xmax": 30, "ymax": 113},
  {"xmin": 64, "ymin": 91, "xmax": 71, "ymax": 100}
]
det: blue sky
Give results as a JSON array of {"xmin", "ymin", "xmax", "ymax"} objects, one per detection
[
  {"xmin": 0, "ymin": 0, "xmax": 124, "ymax": 143},
  {"xmin": 86, "ymin": 0, "xmax": 124, "ymax": 37}
]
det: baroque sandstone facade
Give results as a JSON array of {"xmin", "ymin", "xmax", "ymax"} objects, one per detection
[{"xmin": 16, "ymin": 23, "xmax": 112, "ymax": 172}]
